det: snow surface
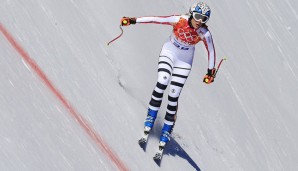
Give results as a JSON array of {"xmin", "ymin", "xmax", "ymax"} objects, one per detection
[{"xmin": 1, "ymin": 0, "xmax": 298, "ymax": 170}]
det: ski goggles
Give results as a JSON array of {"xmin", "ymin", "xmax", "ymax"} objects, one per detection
[{"xmin": 192, "ymin": 12, "xmax": 209, "ymax": 23}]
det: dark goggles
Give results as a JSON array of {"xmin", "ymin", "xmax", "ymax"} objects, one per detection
[{"xmin": 192, "ymin": 12, "xmax": 209, "ymax": 23}]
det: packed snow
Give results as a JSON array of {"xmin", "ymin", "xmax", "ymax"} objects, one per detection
[{"xmin": 1, "ymin": 0, "xmax": 298, "ymax": 170}]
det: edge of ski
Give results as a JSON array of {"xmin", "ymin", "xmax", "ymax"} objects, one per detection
[
  {"xmin": 153, "ymin": 141, "xmax": 166, "ymax": 166},
  {"xmin": 138, "ymin": 126, "xmax": 151, "ymax": 151}
]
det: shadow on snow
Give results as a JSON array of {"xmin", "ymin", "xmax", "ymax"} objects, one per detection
[
  {"xmin": 153, "ymin": 122, "xmax": 201, "ymax": 171},
  {"xmin": 164, "ymin": 137, "xmax": 201, "ymax": 171}
]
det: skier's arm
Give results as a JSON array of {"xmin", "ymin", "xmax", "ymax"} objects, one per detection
[
  {"xmin": 203, "ymin": 31, "xmax": 216, "ymax": 69},
  {"xmin": 136, "ymin": 16, "xmax": 180, "ymax": 25},
  {"xmin": 121, "ymin": 16, "xmax": 180, "ymax": 26},
  {"xmin": 202, "ymin": 30, "xmax": 216, "ymax": 84}
]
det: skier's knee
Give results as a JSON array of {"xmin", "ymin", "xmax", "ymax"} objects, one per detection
[
  {"xmin": 169, "ymin": 86, "xmax": 182, "ymax": 97},
  {"xmin": 157, "ymin": 73, "xmax": 171, "ymax": 85}
]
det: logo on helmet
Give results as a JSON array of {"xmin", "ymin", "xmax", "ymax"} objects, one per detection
[
  {"xmin": 190, "ymin": 2, "xmax": 211, "ymax": 17},
  {"xmin": 199, "ymin": 3, "xmax": 210, "ymax": 15}
]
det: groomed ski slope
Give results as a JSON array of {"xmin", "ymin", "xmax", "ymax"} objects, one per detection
[{"xmin": 1, "ymin": 0, "xmax": 298, "ymax": 170}]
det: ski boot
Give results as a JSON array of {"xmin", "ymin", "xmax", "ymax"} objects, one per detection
[
  {"xmin": 139, "ymin": 109, "xmax": 158, "ymax": 149},
  {"xmin": 153, "ymin": 123, "xmax": 174, "ymax": 163},
  {"xmin": 159, "ymin": 123, "xmax": 174, "ymax": 145},
  {"xmin": 144, "ymin": 108, "xmax": 158, "ymax": 133}
]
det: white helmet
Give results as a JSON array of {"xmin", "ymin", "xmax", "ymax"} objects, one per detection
[{"xmin": 189, "ymin": 2, "xmax": 211, "ymax": 23}]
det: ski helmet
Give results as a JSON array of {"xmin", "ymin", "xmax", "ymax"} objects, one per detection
[{"xmin": 189, "ymin": 2, "xmax": 211, "ymax": 23}]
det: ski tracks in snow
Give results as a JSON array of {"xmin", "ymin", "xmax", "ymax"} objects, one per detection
[{"xmin": 0, "ymin": 23, "xmax": 129, "ymax": 171}]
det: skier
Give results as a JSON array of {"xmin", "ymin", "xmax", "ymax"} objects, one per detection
[{"xmin": 121, "ymin": 2, "xmax": 216, "ymax": 146}]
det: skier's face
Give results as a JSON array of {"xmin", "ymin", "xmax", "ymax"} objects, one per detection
[{"xmin": 191, "ymin": 18, "xmax": 203, "ymax": 29}]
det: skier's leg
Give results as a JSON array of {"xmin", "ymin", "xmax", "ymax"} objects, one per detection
[
  {"xmin": 145, "ymin": 56, "xmax": 174, "ymax": 130},
  {"xmin": 160, "ymin": 62, "xmax": 191, "ymax": 143}
]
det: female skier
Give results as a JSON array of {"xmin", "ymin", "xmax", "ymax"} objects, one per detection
[{"xmin": 121, "ymin": 2, "xmax": 216, "ymax": 145}]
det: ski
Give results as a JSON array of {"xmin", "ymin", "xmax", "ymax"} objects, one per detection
[
  {"xmin": 153, "ymin": 141, "xmax": 166, "ymax": 166},
  {"xmin": 138, "ymin": 126, "xmax": 151, "ymax": 151}
]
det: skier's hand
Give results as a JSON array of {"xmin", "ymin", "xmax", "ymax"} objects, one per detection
[
  {"xmin": 203, "ymin": 68, "xmax": 216, "ymax": 84},
  {"xmin": 121, "ymin": 17, "xmax": 136, "ymax": 26}
]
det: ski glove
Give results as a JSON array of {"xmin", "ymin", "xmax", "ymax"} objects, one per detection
[
  {"xmin": 203, "ymin": 68, "xmax": 216, "ymax": 84},
  {"xmin": 121, "ymin": 17, "xmax": 136, "ymax": 26}
]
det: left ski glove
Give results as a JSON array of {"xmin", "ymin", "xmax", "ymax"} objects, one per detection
[
  {"xmin": 203, "ymin": 68, "xmax": 216, "ymax": 84},
  {"xmin": 121, "ymin": 17, "xmax": 136, "ymax": 26}
]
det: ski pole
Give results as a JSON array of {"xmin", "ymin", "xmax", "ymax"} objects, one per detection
[
  {"xmin": 214, "ymin": 57, "xmax": 227, "ymax": 78},
  {"xmin": 107, "ymin": 25, "xmax": 124, "ymax": 46}
]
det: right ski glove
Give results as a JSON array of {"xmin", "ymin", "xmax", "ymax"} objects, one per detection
[
  {"xmin": 121, "ymin": 17, "xmax": 136, "ymax": 26},
  {"xmin": 203, "ymin": 68, "xmax": 216, "ymax": 84}
]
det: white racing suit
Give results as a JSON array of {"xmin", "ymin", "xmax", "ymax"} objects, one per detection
[{"xmin": 136, "ymin": 15, "xmax": 216, "ymax": 126}]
